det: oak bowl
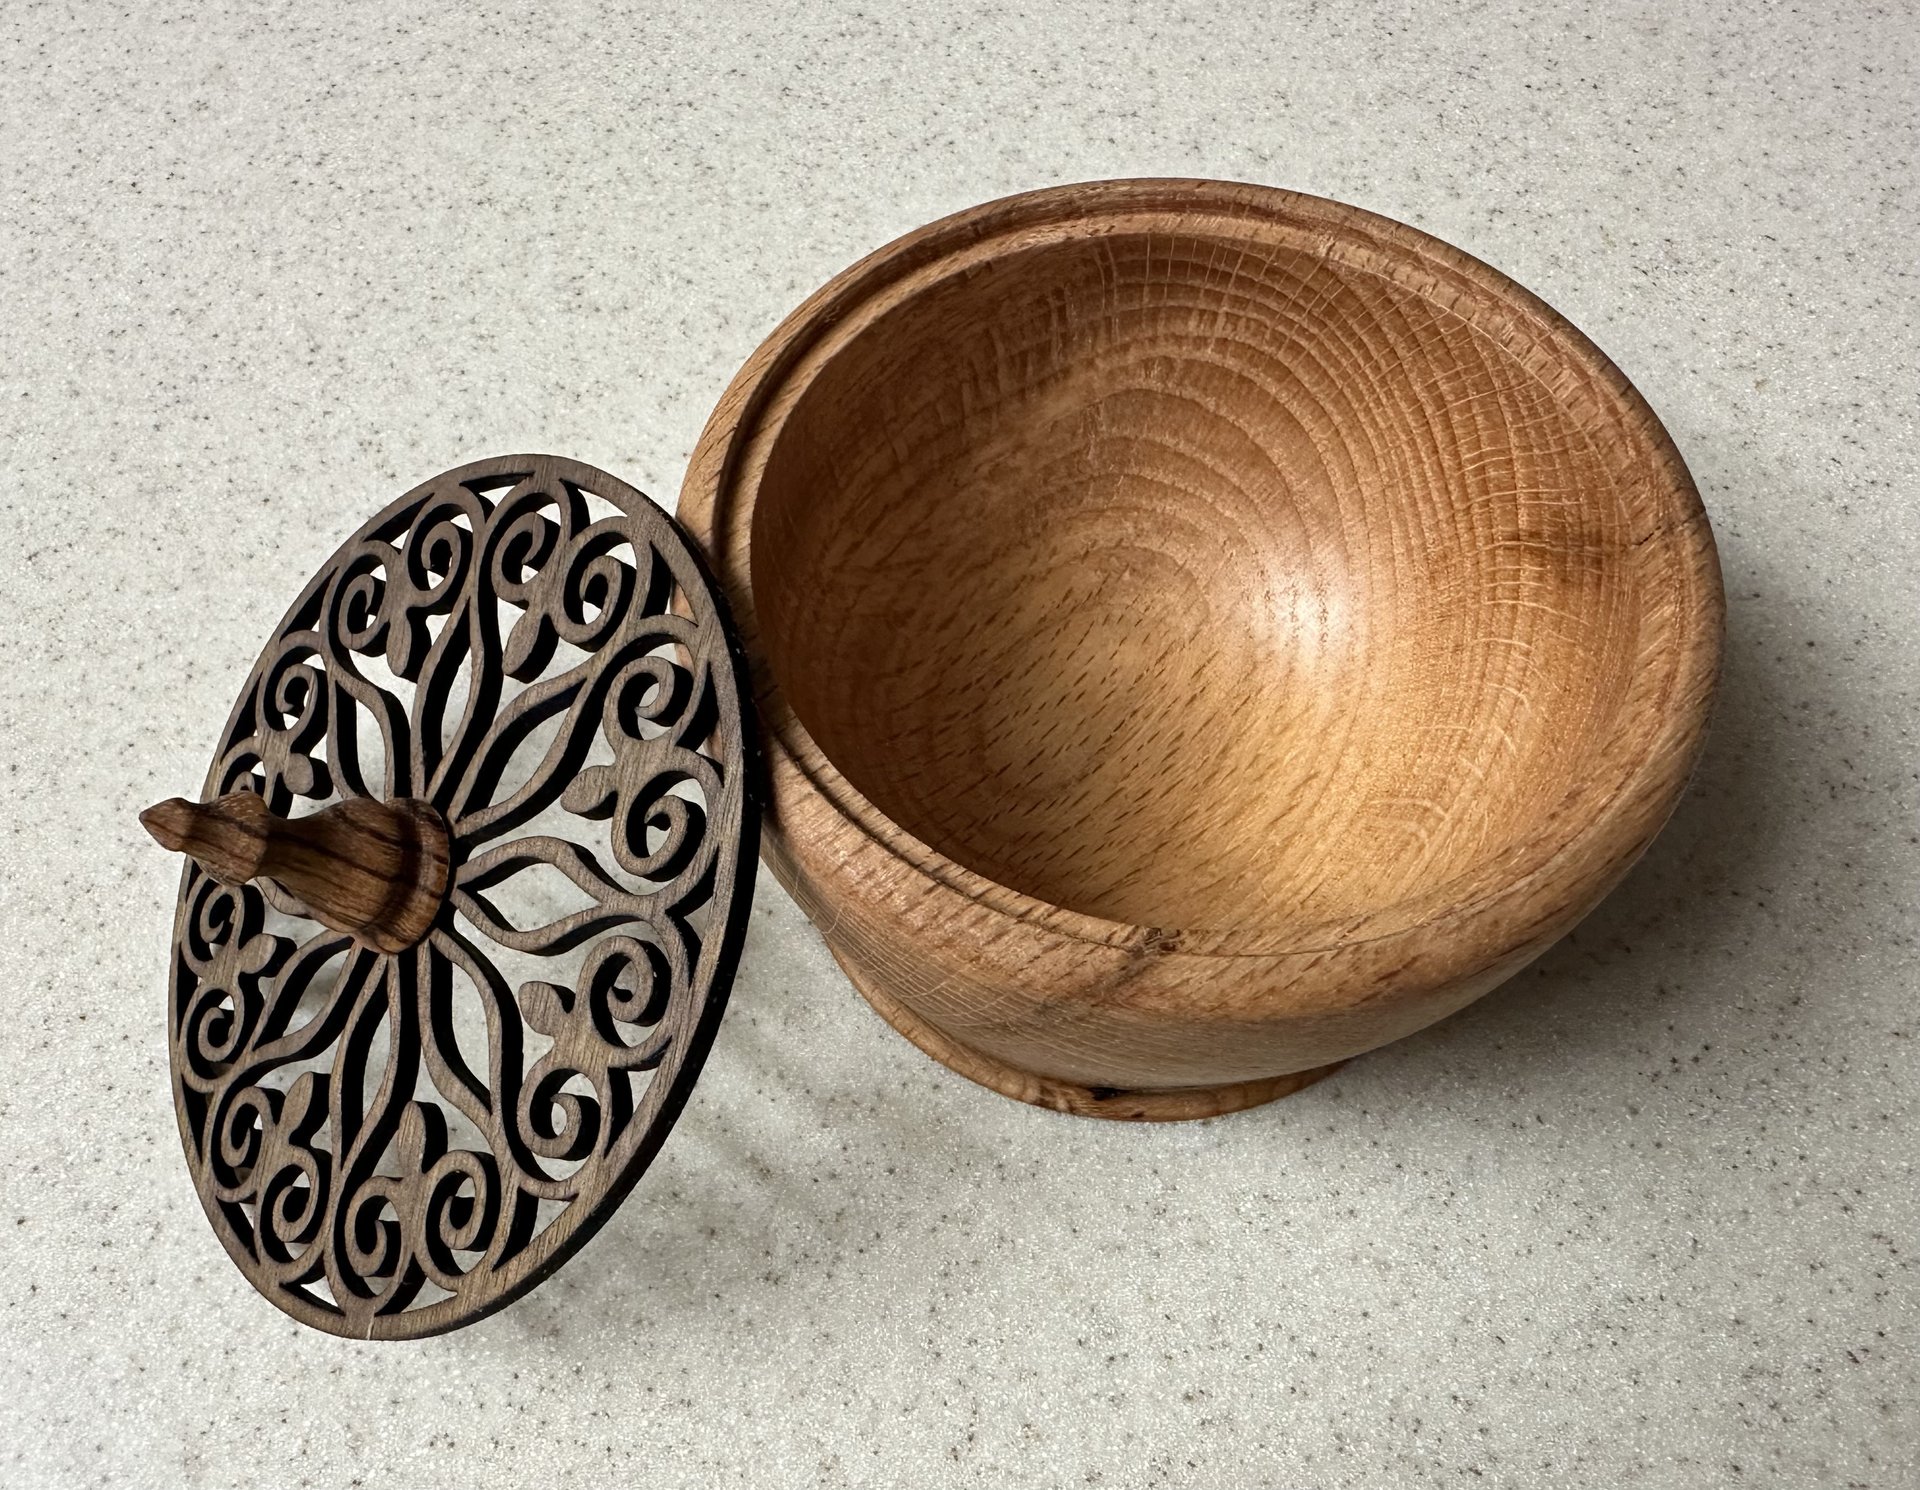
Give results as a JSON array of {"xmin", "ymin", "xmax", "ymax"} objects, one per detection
[{"xmin": 679, "ymin": 180, "xmax": 1722, "ymax": 1120}]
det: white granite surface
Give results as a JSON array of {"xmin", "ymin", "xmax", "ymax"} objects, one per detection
[{"xmin": 2, "ymin": 2, "xmax": 1915, "ymax": 1485}]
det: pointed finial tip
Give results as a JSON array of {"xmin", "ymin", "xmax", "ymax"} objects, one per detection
[{"xmin": 140, "ymin": 797, "xmax": 198, "ymax": 853}]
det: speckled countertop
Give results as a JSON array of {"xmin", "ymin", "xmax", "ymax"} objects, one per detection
[{"xmin": 2, "ymin": 2, "xmax": 1915, "ymax": 1486}]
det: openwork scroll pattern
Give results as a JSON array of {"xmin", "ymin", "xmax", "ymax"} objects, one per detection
[{"xmin": 166, "ymin": 458, "xmax": 755, "ymax": 1337}]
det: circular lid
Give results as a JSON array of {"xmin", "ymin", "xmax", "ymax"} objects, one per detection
[{"xmin": 148, "ymin": 455, "xmax": 759, "ymax": 1337}]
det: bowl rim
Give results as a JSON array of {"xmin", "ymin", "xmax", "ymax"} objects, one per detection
[{"xmin": 680, "ymin": 177, "xmax": 1725, "ymax": 962}]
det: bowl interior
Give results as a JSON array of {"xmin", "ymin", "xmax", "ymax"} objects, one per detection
[{"xmin": 750, "ymin": 226, "xmax": 1656, "ymax": 935}]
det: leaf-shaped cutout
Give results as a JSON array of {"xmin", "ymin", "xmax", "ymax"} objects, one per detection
[
  {"xmin": 516, "ymin": 979, "xmax": 573, "ymax": 1039},
  {"xmin": 280, "ymin": 753, "xmax": 331, "ymax": 800},
  {"xmin": 452, "ymin": 836, "xmax": 643, "ymax": 955},
  {"xmin": 560, "ymin": 763, "xmax": 618, "ymax": 820},
  {"xmin": 502, "ymin": 604, "xmax": 556, "ymax": 682}
]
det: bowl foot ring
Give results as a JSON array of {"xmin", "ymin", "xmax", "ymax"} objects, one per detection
[{"xmin": 827, "ymin": 947, "xmax": 1346, "ymax": 1122}]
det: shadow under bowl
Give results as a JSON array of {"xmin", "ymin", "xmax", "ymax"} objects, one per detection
[{"xmin": 681, "ymin": 179, "xmax": 1722, "ymax": 1120}]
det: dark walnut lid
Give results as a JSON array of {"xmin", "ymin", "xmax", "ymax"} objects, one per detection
[{"xmin": 146, "ymin": 455, "xmax": 759, "ymax": 1338}]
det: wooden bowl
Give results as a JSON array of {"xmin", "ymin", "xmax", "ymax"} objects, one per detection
[{"xmin": 679, "ymin": 180, "xmax": 1722, "ymax": 1120}]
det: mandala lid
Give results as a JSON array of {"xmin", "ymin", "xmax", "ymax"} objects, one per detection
[{"xmin": 141, "ymin": 455, "xmax": 759, "ymax": 1338}]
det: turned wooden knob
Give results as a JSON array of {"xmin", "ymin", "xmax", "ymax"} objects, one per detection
[{"xmin": 141, "ymin": 791, "xmax": 451, "ymax": 953}]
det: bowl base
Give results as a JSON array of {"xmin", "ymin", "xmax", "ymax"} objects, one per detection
[{"xmin": 829, "ymin": 948, "xmax": 1345, "ymax": 1121}]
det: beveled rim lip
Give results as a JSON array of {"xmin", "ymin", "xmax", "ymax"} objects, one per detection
[{"xmin": 682, "ymin": 177, "xmax": 1726, "ymax": 963}]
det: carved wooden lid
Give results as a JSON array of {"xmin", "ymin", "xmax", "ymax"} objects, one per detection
[{"xmin": 146, "ymin": 456, "xmax": 759, "ymax": 1337}]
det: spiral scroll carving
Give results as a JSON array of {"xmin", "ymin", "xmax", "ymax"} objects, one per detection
[{"xmin": 166, "ymin": 456, "xmax": 758, "ymax": 1337}]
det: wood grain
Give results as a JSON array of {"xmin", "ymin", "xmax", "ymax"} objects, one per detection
[
  {"xmin": 148, "ymin": 455, "xmax": 759, "ymax": 1336},
  {"xmin": 680, "ymin": 179, "xmax": 1723, "ymax": 1120},
  {"xmin": 142, "ymin": 791, "xmax": 449, "ymax": 954}
]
